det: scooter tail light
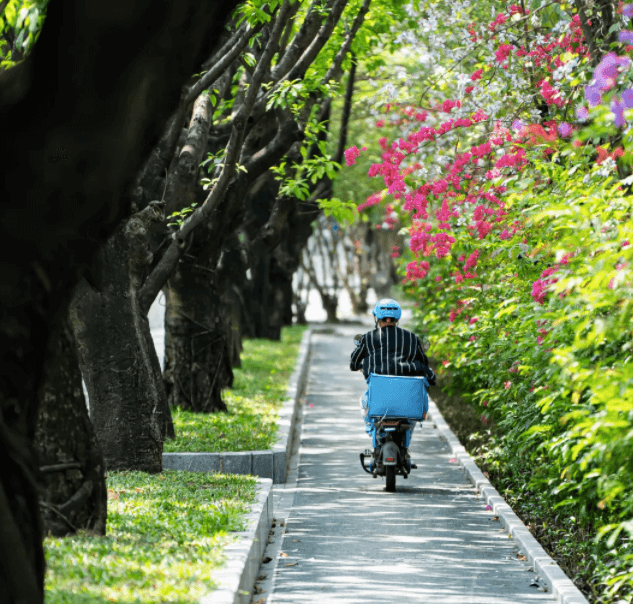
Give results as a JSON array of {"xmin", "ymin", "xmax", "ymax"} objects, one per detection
[{"xmin": 386, "ymin": 457, "xmax": 394, "ymax": 461}]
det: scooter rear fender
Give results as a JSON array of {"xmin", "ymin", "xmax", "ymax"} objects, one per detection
[{"xmin": 381, "ymin": 441, "xmax": 399, "ymax": 466}]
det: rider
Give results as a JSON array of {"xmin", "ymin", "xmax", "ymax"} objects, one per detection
[{"xmin": 350, "ymin": 298, "xmax": 436, "ymax": 442}]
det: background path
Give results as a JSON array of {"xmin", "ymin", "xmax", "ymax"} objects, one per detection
[{"xmin": 256, "ymin": 325, "xmax": 556, "ymax": 604}]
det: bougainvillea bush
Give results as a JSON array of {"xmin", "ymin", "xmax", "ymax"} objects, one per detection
[{"xmin": 343, "ymin": 0, "xmax": 633, "ymax": 601}]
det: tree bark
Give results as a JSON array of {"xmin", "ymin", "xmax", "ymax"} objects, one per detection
[
  {"xmin": 0, "ymin": 0, "xmax": 242, "ymax": 597},
  {"xmin": 35, "ymin": 319, "xmax": 107, "ymax": 537},
  {"xmin": 163, "ymin": 254, "xmax": 233, "ymax": 413},
  {"xmin": 70, "ymin": 206, "xmax": 171, "ymax": 472}
]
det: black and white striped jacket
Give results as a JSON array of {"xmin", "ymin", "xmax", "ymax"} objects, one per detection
[{"xmin": 350, "ymin": 325, "xmax": 435, "ymax": 383}]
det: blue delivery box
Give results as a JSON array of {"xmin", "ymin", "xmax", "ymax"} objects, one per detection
[{"xmin": 367, "ymin": 373, "xmax": 429, "ymax": 420}]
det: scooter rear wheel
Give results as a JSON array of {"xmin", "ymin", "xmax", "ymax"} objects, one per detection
[{"xmin": 385, "ymin": 466, "xmax": 396, "ymax": 492}]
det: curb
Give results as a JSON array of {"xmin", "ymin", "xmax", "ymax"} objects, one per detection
[
  {"xmin": 201, "ymin": 478, "xmax": 274, "ymax": 604},
  {"xmin": 163, "ymin": 328, "xmax": 312, "ymax": 483},
  {"xmin": 428, "ymin": 397, "xmax": 589, "ymax": 604}
]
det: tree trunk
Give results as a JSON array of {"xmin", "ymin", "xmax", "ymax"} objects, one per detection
[
  {"xmin": 164, "ymin": 259, "xmax": 233, "ymax": 413},
  {"xmin": 0, "ymin": 0, "xmax": 242, "ymax": 596},
  {"xmin": 322, "ymin": 292, "xmax": 339, "ymax": 323},
  {"xmin": 35, "ymin": 319, "xmax": 107, "ymax": 537},
  {"xmin": 70, "ymin": 210, "xmax": 171, "ymax": 473}
]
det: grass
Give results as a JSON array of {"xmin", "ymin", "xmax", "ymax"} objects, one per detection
[
  {"xmin": 45, "ymin": 471, "xmax": 256, "ymax": 603},
  {"xmin": 164, "ymin": 325, "xmax": 307, "ymax": 453}
]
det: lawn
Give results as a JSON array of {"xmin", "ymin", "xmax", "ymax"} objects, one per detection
[
  {"xmin": 45, "ymin": 471, "xmax": 256, "ymax": 603},
  {"xmin": 164, "ymin": 325, "xmax": 307, "ymax": 453}
]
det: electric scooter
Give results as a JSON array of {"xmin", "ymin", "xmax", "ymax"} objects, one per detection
[{"xmin": 354, "ymin": 334, "xmax": 430, "ymax": 492}]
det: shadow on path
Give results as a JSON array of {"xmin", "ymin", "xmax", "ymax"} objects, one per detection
[{"xmin": 267, "ymin": 328, "xmax": 554, "ymax": 604}]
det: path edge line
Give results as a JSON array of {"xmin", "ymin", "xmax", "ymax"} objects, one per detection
[
  {"xmin": 163, "ymin": 328, "xmax": 312, "ymax": 483},
  {"xmin": 428, "ymin": 397, "xmax": 589, "ymax": 604},
  {"xmin": 201, "ymin": 477, "xmax": 273, "ymax": 604}
]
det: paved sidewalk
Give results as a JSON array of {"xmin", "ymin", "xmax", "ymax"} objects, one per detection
[{"xmin": 262, "ymin": 326, "xmax": 557, "ymax": 604}]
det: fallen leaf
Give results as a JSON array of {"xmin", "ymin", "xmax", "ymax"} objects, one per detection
[
  {"xmin": 134, "ymin": 487, "xmax": 143, "ymax": 493},
  {"xmin": 284, "ymin": 562, "xmax": 298, "ymax": 567},
  {"xmin": 492, "ymin": 516, "xmax": 499, "ymax": 521},
  {"xmin": 309, "ymin": 404, "xmax": 314, "ymax": 408},
  {"xmin": 517, "ymin": 554, "xmax": 527, "ymax": 561},
  {"xmin": 483, "ymin": 471, "xmax": 489, "ymax": 478},
  {"xmin": 448, "ymin": 458, "xmax": 458, "ymax": 463},
  {"xmin": 279, "ymin": 552, "xmax": 288, "ymax": 558},
  {"xmin": 292, "ymin": 539, "xmax": 301, "ymax": 542},
  {"xmin": 485, "ymin": 505, "xmax": 492, "ymax": 511}
]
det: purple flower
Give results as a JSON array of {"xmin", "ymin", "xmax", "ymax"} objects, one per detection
[
  {"xmin": 576, "ymin": 106, "xmax": 589, "ymax": 121},
  {"xmin": 511, "ymin": 119, "xmax": 524, "ymax": 131},
  {"xmin": 624, "ymin": 4, "xmax": 633, "ymax": 18},
  {"xmin": 623, "ymin": 88, "xmax": 633, "ymax": 108},
  {"xmin": 558, "ymin": 122, "xmax": 573, "ymax": 137},
  {"xmin": 612, "ymin": 98, "xmax": 626, "ymax": 127},
  {"xmin": 593, "ymin": 52, "xmax": 629, "ymax": 91},
  {"xmin": 620, "ymin": 30, "xmax": 633, "ymax": 44},
  {"xmin": 584, "ymin": 85, "xmax": 602, "ymax": 107}
]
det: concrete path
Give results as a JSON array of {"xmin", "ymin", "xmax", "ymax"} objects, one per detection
[{"xmin": 254, "ymin": 326, "xmax": 556, "ymax": 604}]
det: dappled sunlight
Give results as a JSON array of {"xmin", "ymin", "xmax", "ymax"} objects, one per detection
[
  {"xmin": 165, "ymin": 326, "xmax": 306, "ymax": 452},
  {"xmin": 269, "ymin": 333, "xmax": 553, "ymax": 603},
  {"xmin": 45, "ymin": 473, "xmax": 255, "ymax": 603}
]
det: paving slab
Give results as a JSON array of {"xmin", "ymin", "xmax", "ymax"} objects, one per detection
[{"xmin": 262, "ymin": 327, "xmax": 565, "ymax": 604}]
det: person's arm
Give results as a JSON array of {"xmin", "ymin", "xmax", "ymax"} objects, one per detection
[
  {"xmin": 350, "ymin": 335, "xmax": 367, "ymax": 371},
  {"xmin": 414, "ymin": 336, "xmax": 436, "ymax": 385}
]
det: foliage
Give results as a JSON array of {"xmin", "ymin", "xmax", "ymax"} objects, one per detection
[
  {"xmin": 165, "ymin": 325, "xmax": 306, "ymax": 452},
  {"xmin": 0, "ymin": 0, "xmax": 47, "ymax": 70},
  {"xmin": 341, "ymin": 0, "xmax": 633, "ymax": 600},
  {"xmin": 44, "ymin": 471, "xmax": 256, "ymax": 603}
]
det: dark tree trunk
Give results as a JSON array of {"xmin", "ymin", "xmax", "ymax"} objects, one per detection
[
  {"xmin": 70, "ymin": 207, "xmax": 172, "ymax": 473},
  {"xmin": 164, "ymin": 260, "xmax": 233, "ymax": 413},
  {"xmin": 35, "ymin": 319, "xmax": 107, "ymax": 537},
  {"xmin": 240, "ymin": 174, "xmax": 318, "ymax": 339},
  {"xmin": 0, "ymin": 0, "xmax": 241, "ymax": 597}
]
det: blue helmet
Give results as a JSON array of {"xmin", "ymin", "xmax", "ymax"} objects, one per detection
[{"xmin": 373, "ymin": 298, "xmax": 402, "ymax": 321}]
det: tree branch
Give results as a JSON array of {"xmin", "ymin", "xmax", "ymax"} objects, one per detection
[
  {"xmin": 283, "ymin": 0, "xmax": 349, "ymax": 84},
  {"xmin": 139, "ymin": 1, "xmax": 293, "ymax": 309},
  {"xmin": 323, "ymin": 0, "xmax": 370, "ymax": 85},
  {"xmin": 333, "ymin": 52, "xmax": 357, "ymax": 165},
  {"xmin": 186, "ymin": 23, "xmax": 260, "ymax": 105},
  {"xmin": 271, "ymin": 0, "xmax": 335, "ymax": 80}
]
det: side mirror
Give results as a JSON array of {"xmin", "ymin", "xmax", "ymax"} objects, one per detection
[
  {"xmin": 421, "ymin": 337, "xmax": 430, "ymax": 352},
  {"xmin": 353, "ymin": 334, "xmax": 363, "ymax": 346}
]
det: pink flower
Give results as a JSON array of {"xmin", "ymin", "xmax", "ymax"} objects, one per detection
[
  {"xmin": 469, "ymin": 317, "xmax": 478, "ymax": 325},
  {"xmin": 504, "ymin": 381, "xmax": 511, "ymax": 389},
  {"xmin": 344, "ymin": 146, "xmax": 361, "ymax": 166},
  {"xmin": 471, "ymin": 69, "xmax": 483, "ymax": 81},
  {"xmin": 469, "ymin": 335, "xmax": 476, "ymax": 341},
  {"xmin": 494, "ymin": 44, "xmax": 513, "ymax": 64},
  {"xmin": 531, "ymin": 279, "xmax": 547, "ymax": 304},
  {"xmin": 482, "ymin": 400, "xmax": 488, "ymax": 407}
]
